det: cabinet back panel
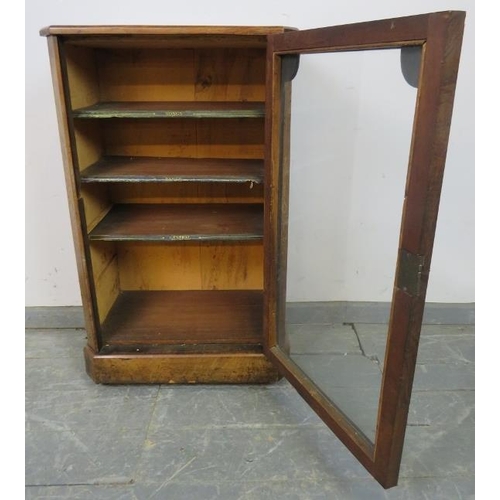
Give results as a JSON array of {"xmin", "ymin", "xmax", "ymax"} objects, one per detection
[
  {"xmin": 109, "ymin": 183, "xmax": 263, "ymax": 204},
  {"xmin": 117, "ymin": 241, "xmax": 263, "ymax": 291},
  {"xmin": 103, "ymin": 118, "xmax": 264, "ymax": 159},
  {"xmin": 199, "ymin": 242, "xmax": 263, "ymax": 290},
  {"xmin": 97, "ymin": 48, "xmax": 265, "ymax": 102}
]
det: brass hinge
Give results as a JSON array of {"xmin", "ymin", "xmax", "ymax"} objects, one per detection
[{"xmin": 397, "ymin": 249, "xmax": 426, "ymax": 297}]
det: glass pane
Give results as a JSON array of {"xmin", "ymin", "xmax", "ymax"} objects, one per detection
[{"xmin": 279, "ymin": 49, "xmax": 419, "ymax": 442}]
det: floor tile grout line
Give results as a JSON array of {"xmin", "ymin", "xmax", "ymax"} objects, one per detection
[{"xmin": 24, "ymin": 472, "xmax": 476, "ymax": 489}]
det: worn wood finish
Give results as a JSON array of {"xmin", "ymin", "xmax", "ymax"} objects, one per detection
[
  {"xmin": 81, "ymin": 157, "xmax": 264, "ymax": 183},
  {"xmin": 89, "ymin": 204, "xmax": 263, "ymax": 242},
  {"xmin": 84, "ymin": 345, "xmax": 281, "ymax": 384},
  {"xmin": 73, "ymin": 101, "xmax": 265, "ymax": 119},
  {"xmin": 117, "ymin": 241, "xmax": 263, "ymax": 291},
  {"xmin": 266, "ymin": 11, "xmax": 466, "ymax": 489},
  {"xmin": 98, "ymin": 343, "xmax": 264, "ymax": 355},
  {"xmin": 101, "ymin": 290, "xmax": 263, "ymax": 346},
  {"xmin": 103, "ymin": 118, "xmax": 264, "ymax": 159},
  {"xmin": 41, "ymin": 26, "xmax": 292, "ymax": 36},
  {"xmin": 46, "ymin": 37, "xmax": 100, "ymax": 351}
]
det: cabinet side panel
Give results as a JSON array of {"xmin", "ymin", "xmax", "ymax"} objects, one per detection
[
  {"xmin": 89, "ymin": 242, "xmax": 121, "ymax": 323},
  {"xmin": 64, "ymin": 44, "xmax": 100, "ymax": 109},
  {"xmin": 74, "ymin": 121, "xmax": 103, "ymax": 171},
  {"xmin": 81, "ymin": 184, "xmax": 112, "ymax": 232},
  {"xmin": 46, "ymin": 36, "xmax": 99, "ymax": 350},
  {"xmin": 93, "ymin": 250, "xmax": 121, "ymax": 322}
]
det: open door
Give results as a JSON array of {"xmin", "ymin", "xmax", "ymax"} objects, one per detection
[{"xmin": 264, "ymin": 11, "xmax": 465, "ymax": 488}]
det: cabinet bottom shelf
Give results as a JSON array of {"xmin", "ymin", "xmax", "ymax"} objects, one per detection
[
  {"xmin": 87, "ymin": 290, "xmax": 281, "ymax": 384},
  {"xmin": 100, "ymin": 289, "xmax": 264, "ymax": 347}
]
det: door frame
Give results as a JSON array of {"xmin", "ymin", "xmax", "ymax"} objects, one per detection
[{"xmin": 263, "ymin": 11, "xmax": 466, "ymax": 488}]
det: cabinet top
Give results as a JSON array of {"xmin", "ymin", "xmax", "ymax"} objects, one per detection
[{"xmin": 40, "ymin": 25, "xmax": 295, "ymax": 37}]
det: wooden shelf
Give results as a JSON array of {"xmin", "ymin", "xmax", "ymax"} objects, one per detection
[
  {"xmin": 89, "ymin": 203, "xmax": 263, "ymax": 241},
  {"xmin": 80, "ymin": 157, "xmax": 264, "ymax": 184},
  {"xmin": 73, "ymin": 101, "xmax": 265, "ymax": 119},
  {"xmin": 100, "ymin": 290, "xmax": 263, "ymax": 346}
]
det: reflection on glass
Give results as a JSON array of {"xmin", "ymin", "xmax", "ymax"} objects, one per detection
[{"xmin": 281, "ymin": 50, "xmax": 418, "ymax": 442}]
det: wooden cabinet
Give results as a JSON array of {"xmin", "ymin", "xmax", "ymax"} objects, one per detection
[
  {"xmin": 41, "ymin": 13, "xmax": 465, "ymax": 488},
  {"xmin": 42, "ymin": 26, "xmax": 288, "ymax": 384}
]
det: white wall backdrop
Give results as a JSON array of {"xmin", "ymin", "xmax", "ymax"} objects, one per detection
[{"xmin": 25, "ymin": 0, "xmax": 474, "ymax": 306}]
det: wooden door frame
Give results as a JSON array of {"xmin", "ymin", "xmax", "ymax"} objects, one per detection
[{"xmin": 263, "ymin": 11, "xmax": 466, "ymax": 488}]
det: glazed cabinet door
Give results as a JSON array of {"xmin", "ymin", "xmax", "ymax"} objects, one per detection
[{"xmin": 264, "ymin": 11, "xmax": 465, "ymax": 488}]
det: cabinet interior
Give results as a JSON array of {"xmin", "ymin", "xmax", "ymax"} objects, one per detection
[{"xmin": 63, "ymin": 40, "xmax": 267, "ymax": 354}]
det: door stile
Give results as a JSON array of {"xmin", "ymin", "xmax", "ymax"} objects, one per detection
[{"xmin": 374, "ymin": 11, "xmax": 466, "ymax": 487}]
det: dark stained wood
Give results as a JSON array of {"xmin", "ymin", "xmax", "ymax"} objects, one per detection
[
  {"xmin": 84, "ymin": 345, "xmax": 281, "ymax": 384},
  {"xmin": 101, "ymin": 290, "xmax": 263, "ymax": 346},
  {"xmin": 263, "ymin": 50, "xmax": 293, "ymax": 354},
  {"xmin": 272, "ymin": 13, "xmax": 431, "ymax": 54},
  {"xmin": 73, "ymin": 101, "xmax": 265, "ymax": 119},
  {"xmin": 46, "ymin": 37, "xmax": 100, "ymax": 351},
  {"xmin": 263, "ymin": 35, "xmax": 281, "ymax": 353},
  {"xmin": 375, "ymin": 11, "xmax": 466, "ymax": 488},
  {"xmin": 265, "ymin": 10, "xmax": 466, "ymax": 490},
  {"xmin": 80, "ymin": 156, "xmax": 264, "ymax": 184},
  {"xmin": 89, "ymin": 204, "xmax": 263, "ymax": 242}
]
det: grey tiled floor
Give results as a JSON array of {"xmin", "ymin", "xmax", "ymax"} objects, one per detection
[{"xmin": 25, "ymin": 321, "xmax": 474, "ymax": 499}]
